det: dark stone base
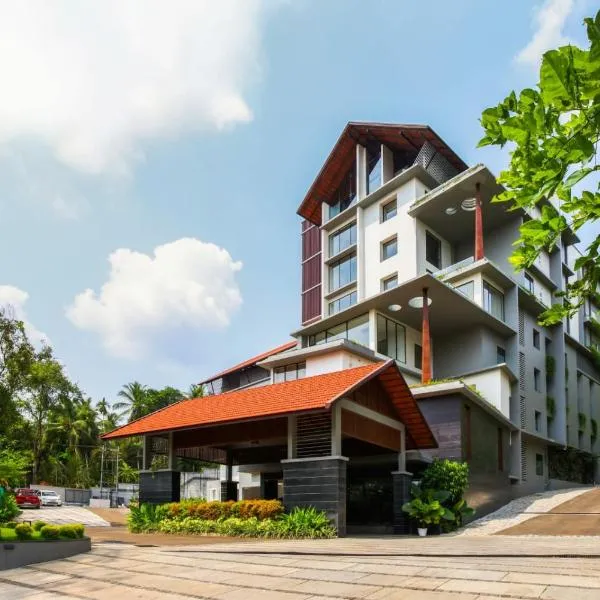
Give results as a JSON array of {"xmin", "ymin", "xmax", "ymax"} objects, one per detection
[
  {"xmin": 1, "ymin": 538, "xmax": 91, "ymax": 570},
  {"xmin": 220, "ymin": 481, "xmax": 238, "ymax": 501},
  {"xmin": 282, "ymin": 456, "xmax": 348, "ymax": 536},
  {"xmin": 392, "ymin": 471, "xmax": 412, "ymax": 534},
  {"xmin": 140, "ymin": 470, "xmax": 180, "ymax": 504}
]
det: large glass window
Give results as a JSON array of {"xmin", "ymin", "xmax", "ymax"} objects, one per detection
[
  {"xmin": 376, "ymin": 315, "xmax": 406, "ymax": 362},
  {"xmin": 367, "ymin": 148, "xmax": 382, "ymax": 194},
  {"xmin": 455, "ymin": 281, "xmax": 474, "ymax": 299},
  {"xmin": 524, "ymin": 272, "xmax": 534, "ymax": 293},
  {"xmin": 328, "ymin": 162, "xmax": 357, "ymax": 219},
  {"xmin": 483, "ymin": 281, "xmax": 505, "ymax": 321},
  {"xmin": 382, "ymin": 199, "xmax": 397, "ymax": 222},
  {"xmin": 381, "ymin": 237, "xmax": 398, "ymax": 261},
  {"xmin": 274, "ymin": 362, "xmax": 306, "ymax": 383},
  {"xmin": 329, "ymin": 254, "xmax": 357, "ymax": 291},
  {"xmin": 425, "ymin": 231, "xmax": 442, "ymax": 268},
  {"xmin": 307, "ymin": 314, "xmax": 369, "ymax": 347},
  {"xmin": 329, "ymin": 222, "xmax": 357, "ymax": 257},
  {"xmin": 328, "ymin": 291, "xmax": 357, "ymax": 315}
]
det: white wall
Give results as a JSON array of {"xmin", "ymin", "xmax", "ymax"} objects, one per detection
[
  {"xmin": 305, "ymin": 350, "xmax": 375, "ymax": 377},
  {"xmin": 462, "ymin": 367, "xmax": 512, "ymax": 419}
]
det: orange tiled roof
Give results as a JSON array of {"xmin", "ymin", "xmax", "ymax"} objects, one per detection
[
  {"xmin": 199, "ymin": 341, "xmax": 297, "ymax": 384},
  {"xmin": 101, "ymin": 361, "xmax": 437, "ymax": 449}
]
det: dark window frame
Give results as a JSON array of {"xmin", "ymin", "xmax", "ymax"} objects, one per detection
[
  {"xmin": 497, "ymin": 346, "xmax": 506, "ymax": 364},
  {"xmin": 381, "ymin": 273, "xmax": 398, "ymax": 291},
  {"xmin": 483, "ymin": 281, "xmax": 505, "ymax": 321},
  {"xmin": 533, "ymin": 329, "xmax": 540, "ymax": 350},
  {"xmin": 381, "ymin": 199, "xmax": 397, "ymax": 222},
  {"xmin": 535, "ymin": 453, "xmax": 544, "ymax": 477},
  {"xmin": 425, "ymin": 230, "xmax": 442, "ymax": 269},
  {"xmin": 381, "ymin": 237, "xmax": 398, "ymax": 262},
  {"xmin": 534, "ymin": 367, "xmax": 542, "ymax": 392}
]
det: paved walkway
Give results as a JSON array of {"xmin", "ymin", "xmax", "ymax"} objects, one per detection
[
  {"xmin": 17, "ymin": 506, "xmax": 110, "ymax": 527},
  {"xmin": 2, "ymin": 536, "xmax": 600, "ymax": 599}
]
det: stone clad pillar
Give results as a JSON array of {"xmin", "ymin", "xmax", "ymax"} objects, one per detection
[
  {"xmin": 281, "ymin": 456, "xmax": 348, "ymax": 536},
  {"xmin": 391, "ymin": 470, "xmax": 413, "ymax": 534},
  {"xmin": 139, "ymin": 470, "xmax": 181, "ymax": 504}
]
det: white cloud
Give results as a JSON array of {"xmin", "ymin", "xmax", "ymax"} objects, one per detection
[
  {"xmin": 516, "ymin": 0, "xmax": 575, "ymax": 68},
  {"xmin": 66, "ymin": 238, "xmax": 243, "ymax": 360},
  {"xmin": 0, "ymin": 1, "xmax": 268, "ymax": 174},
  {"xmin": 0, "ymin": 285, "xmax": 48, "ymax": 346}
]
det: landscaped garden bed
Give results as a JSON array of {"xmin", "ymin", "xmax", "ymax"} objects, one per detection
[
  {"xmin": 128, "ymin": 499, "xmax": 337, "ymax": 539},
  {"xmin": 0, "ymin": 521, "xmax": 90, "ymax": 570}
]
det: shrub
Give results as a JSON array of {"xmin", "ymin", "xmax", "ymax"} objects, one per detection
[
  {"xmin": 402, "ymin": 497, "xmax": 450, "ymax": 528},
  {"xmin": 14, "ymin": 523, "xmax": 33, "ymax": 540},
  {"xmin": 32, "ymin": 520, "xmax": 47, "ymax": 532},
  {"xmin": 276, "ymin": 507, "xmax": 336, "ymax": 539},
  {"xmin": 421, "ymin": 460, "xmax": 469, "ymax": 505},
  {"xmin": 40, "ymin": 525, "xmax": 60, "ymax": 540},
  {"xmin": 58, "ymin": 524, "xmax": 80, "ymax": 539},
  {"xmin": 71, "ymin": 523, "xmax": 85, "ymax": 538},
  {"xmin": 164, "ymin": 499, "xmax": 283, "ymax": 522},
  {"xmin": 0, "ymin": 493, "xmax": 21, "ymax": 522},
  {"xmin": 128, "ymin": 503, "xmax": 170, "ymax": 533},
  {"xmin": 4, "ymin": 521, "xmax": 18, "ymax": 529}
]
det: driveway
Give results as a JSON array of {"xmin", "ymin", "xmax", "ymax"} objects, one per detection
[
  {"xmin": 17, "ymin": 506, "xmax": 110, "ymax": 527},
  {"xmin": 2, "ymin": 536, "xmax": 600, "ymax": 599}
]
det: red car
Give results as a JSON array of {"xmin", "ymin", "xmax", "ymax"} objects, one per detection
[{"xmin": 15, "ymin": 488, "xmax": 41, "ymax": 509}]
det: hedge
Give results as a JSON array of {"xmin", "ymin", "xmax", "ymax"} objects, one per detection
[{"xmin": 165, "ymin": 499, "xmax": 283, "ymax": 521}]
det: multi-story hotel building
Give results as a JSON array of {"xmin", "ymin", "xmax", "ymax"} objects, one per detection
[{"xmin": 104, "ymin": 122, "xmax": 599, "ymax": 534}]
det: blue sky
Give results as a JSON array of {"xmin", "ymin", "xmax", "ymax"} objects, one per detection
[{"xmin": 0, "ymin": 0, "xmax": 595, "ymax": 404}]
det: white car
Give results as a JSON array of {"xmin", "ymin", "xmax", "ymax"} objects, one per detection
[{"xmin": 36, "ymin": 490, "xmax": 63, "ymax": 506}]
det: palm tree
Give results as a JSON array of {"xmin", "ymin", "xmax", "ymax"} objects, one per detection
[
  {"xmin": 187, "ymin": 383, "xmax": 205, "ymax": 399},
  {"xmin": 114, "ymin": 382, "xmax": 148, "ymax": 422}
]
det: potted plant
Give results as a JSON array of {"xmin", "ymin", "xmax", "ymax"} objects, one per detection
[{"xmin": 402, "ymin": 485, "xmax": 455, "ymax": 536}]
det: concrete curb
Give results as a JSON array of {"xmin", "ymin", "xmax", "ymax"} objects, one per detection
[{"xmin": 0, "ymin": 538, "xmax": 91, "ymax": 570}]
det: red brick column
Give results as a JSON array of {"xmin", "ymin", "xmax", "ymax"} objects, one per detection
[
  {"xmin": 475, "ymin": 182, "xmax": 484, "ymax": 261},
  {"xmin": 421, "ymin": 287, "xmax": 431, "ymax": 384}
]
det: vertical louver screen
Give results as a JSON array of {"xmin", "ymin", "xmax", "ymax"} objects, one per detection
[{"xmin": 301, "ymin": 220, "xmax": 322, "ymax": 324}]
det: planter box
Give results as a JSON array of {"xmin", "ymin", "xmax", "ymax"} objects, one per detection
[{"xmin": 0, "ymin": 538, "xmax": 91, "ymax": 571}]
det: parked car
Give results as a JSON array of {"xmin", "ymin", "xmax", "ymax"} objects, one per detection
[
  {"xmin": 15, "ymin": 488, "xmax": 41, "ymax": 509},
  {"xmin": 35, "ymin": 490, "xmax": 63, "ymax": 506}
]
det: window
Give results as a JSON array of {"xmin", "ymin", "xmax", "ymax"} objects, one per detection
[
  {"xmin": 455, "ymin": 281, "xmax": 474, "ymax": 299},
  {"xmin": 329, "ymin": 222, "xmax": 357, "ymax": 256},
  {"xmin": 328, "ymin": 163, "xmax": 357, "ymax": 219},
  {"xmin": 524, "ymin": 272, "xmax": 534, "ymax": 293},
  {"xmin": 414, "ymin": 343, "xmax": 423, "ymax": 370},
  {"xmin": 367, "ymin": 147, "xmax": 382, "ymax": 194},
  {"xmin": 535, "ymin": 453, "xmax": 544, "ymax": 477},
  {"xmin": 274, "ymin": 362, "xmax": 306, "ymax": 383},
  {"xmin": 425, "ymin": 231, "xmax": 441, "ymax": 269},
  {"xmin": 483, "ymin": 281, "xmax": 505, "ymax": 321},
  {"xmin": 497, "ymin": 346, "xmax": 506, "ymax": 364},
  {"xmin": 382, "ymin": 274, "xmax": 398, "ymax": 291},
  {"xmin": 534, "ymin": 368, "xmax": 541, "ymax": 392},
  {"xmin": 381, "ymin": 237, "xmax": 398, "ymax": 261},
  {"xmin": 497, "ymin": 428, "xmax": 503, "ymax": 471},
  {"xmin": 376, "ymin": 315, "xmax": 406, "ymax": 362},
  {"xmin": 533, "ymin": 329, "xmax": 540, "ymax": 349},
  {"xmin": 328, "ymin": 291, "xmax": 357, "ymax": 315},
  {"xmin": 382, "ymin": 199, "xmax": 397, "ymax": 222},
  {"xmin": 307, "ymin": 314, "xmax": 369, "ymax": 347},
  {"xmin": 534, "ymin": 410, "xmax": 542, "ymax": 432},
  {"xmin": 329, "ymin": 254, "xmax": 357, "ymax": 291}
]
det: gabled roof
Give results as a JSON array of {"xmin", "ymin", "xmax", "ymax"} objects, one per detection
[
  {"xmin": 199, "ymin": 341, "xmax": 297, "ymax": 384},
  {"xmin": 298, "ymin": 122, "xmax": 468, "ymax": 225},
  {"xmin": 102, "ymin": 360, "xmax": 437, "ymax": 449}
]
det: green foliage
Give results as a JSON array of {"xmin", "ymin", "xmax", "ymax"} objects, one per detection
[
  {"xmin": 549, "ymin": 446, "xmax": 594, "ymax": 483},
  {"xmin": 0, "ymin": 492, "xmax": 21, "ymax": 522},
  {"xmin": 4, "ymin": 521, "xmax": 18, "ymax": 529},
  {"xmin": 157, "ymin": 509, "xmax": 336, "ymax": 539},
  {"xmin": 40, "ymin": 525, "xmax": 60, "ymax": 540},
  {"xmin": 0, "ymin": 448, "xmax": 31, "ymax": 486},
  {"xmin": 58, "ymin": 524, "xmax": 85, "ymax": 539},
  {"xmin": 479, "ymin": 10, "xmax": 600, "ymax": 325},
  {"xmin": 32, "ymin": 520, "xmax": 47, "ymax": 532},
  {"xmin": 579, "ymin": 412, "xmax": 587, "ymax": 431},
  {"xmin": 165, "ymin": 499, "xmax": 284, "ymax": 522},
  {"xmin": 420, "ymin": 459, "xmax": 469, "ymax": 505},
  {"xmin": 545, "ymin": 355, "xmax": 556, "ymax": 380},
  {"xmin": 14, "ymin": 522, "xmax": 33, "ymax": 540},
  {"xmin": 402, "ymin": 497, "xmax": 453, "ymax": 528},
  {"xmin": 127, "ymin": 502, "xmax": 170, "ymax": 533},
  {"xmin": 546, "ymin": 396, "xmax": 556, "ymax": 420},
  {"xmin": 592, "ymin": 418, "xmax": 598, "ymax": 440}
]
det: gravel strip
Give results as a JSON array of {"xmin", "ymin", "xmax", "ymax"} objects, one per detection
[{"xmin": 458, "ymin": 488, "xmax": 593, "ymax": 536}]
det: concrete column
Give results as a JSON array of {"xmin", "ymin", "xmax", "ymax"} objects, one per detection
[
  {"xmin": 282, "ymin": 456, "xmax": 348, "ymax": 536},
  {"xmin": 356, "ymin": 144, "xmax": 367, "ymax": 200},
  {"xmin": 142, "ymin": 435, "xmax": 151, "ymax": 471}
]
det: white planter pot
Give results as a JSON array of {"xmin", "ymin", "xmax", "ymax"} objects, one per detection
[{"xmin": 417, "ymin": 527, "xmax": 428, "ymax": 537}]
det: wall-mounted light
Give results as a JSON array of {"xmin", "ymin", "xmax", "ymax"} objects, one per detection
[
  {"xmin": 388, "ymin": 304, "xmax": 402, "ymax": 312},
  {"xmin": 445, "ymin": 207, "xmax": 457, "ymax": 215}
]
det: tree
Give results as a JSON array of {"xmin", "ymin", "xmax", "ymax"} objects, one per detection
[
  {"xmin": 479, "ymin": 10, "xmax": 600, "ymax": 325},
  {"xmin": 186, "ymin": 383, "xmax": 205, "ymax": 399},
  {"xmin": 114, "ymin": 381, "xmax": 149, "ymax": 422},
  {"xmin": 0, "ymin": 448, "xmax": 31, "ymax": 487}
]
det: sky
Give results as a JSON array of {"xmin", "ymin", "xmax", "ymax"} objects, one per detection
[{"xmin": 0, "ymin": 0, "xmax": 596, "ymax": 405}]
